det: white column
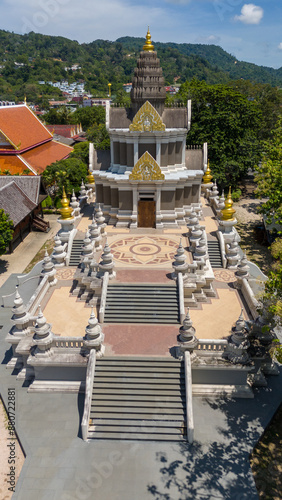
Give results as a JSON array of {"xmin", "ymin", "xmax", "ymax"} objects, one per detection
[
  {"xmin": 155, "ymin": 187, "xmax": 163, "ymax": 229},
  {"xmin": 134, "ymin": 139, "xmax": 138, "ymax": 165},
  {"xmin": 110, "ymin": 138, "xmax": 114, "ymax": 168},
  {"xmin": 156, "ymin": 140, "xmax": 161, "ymax": 165},
  {"xmin": 182, "ymin": 138, "xmax": 186, "ymax": 166},
  {"xmin": 89, "ymin": 142, "xmax": 94, "ymax": 170},
  {"xmin": 156, "ymin": 188, "xmax": 161, "ymax": 212},
  {"xmin": 130, "ymin": 187, "xmax": 138, "ymax": 228},
  {"xmin": 133, "ymin": 188, "xmax": 138, "ymax": 213}
]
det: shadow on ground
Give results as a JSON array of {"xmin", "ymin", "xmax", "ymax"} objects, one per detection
[
  {"xmin": 147, "ymin": 374, "xmax": 282, "ymax": 500},
  {"xmin": 0, "ymin": 259, "xmax": 9, "ymax": 275}
]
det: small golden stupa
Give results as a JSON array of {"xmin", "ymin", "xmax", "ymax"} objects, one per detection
[
  {"xmin": 143, "ymin": 27, "xmax": 154, "ymax": 52},
  {"xmin": 59, "ymin": 186, "xmax": 73, "ymax": 220},
  {"xmin": 202, "ymin": 160, "xmax": 213, "ymax": 184},
  {"xmin": 221, "ymin": 186, "xmax": 236, "ymax": 221},
  {"xmin": 87, "ymin": 170, "xmax": 95, "ymax": 185}
]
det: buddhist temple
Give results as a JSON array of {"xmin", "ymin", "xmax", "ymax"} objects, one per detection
[{"xmin": 92, "ymin": 28, "xmax": 207, "ymax": 228}]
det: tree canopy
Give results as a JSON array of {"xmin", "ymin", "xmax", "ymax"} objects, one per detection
[
  {"xmin": 0, "ymin": 209, "xmax": 14, "ymax": 256},
  {"xmin": 178, "ymin": 79, "xmax": 263, "ymax": 188},
  {"xmin": 42, "ymin": 157, "xmax": 88, "ymax": 201}
]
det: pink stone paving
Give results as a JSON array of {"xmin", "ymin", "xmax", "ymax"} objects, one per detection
[
  {"xmin": 103, "ymin": 323, "xmax": 180, "ymax": 356},
  {"xmin": 114, "ymin": 269, "xmax": 172, "ymax": 283}
]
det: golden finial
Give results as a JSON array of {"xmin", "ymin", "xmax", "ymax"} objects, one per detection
[
  {"xmin": 87, "ymin": 170, "xmax": 95, "ymax": 185},
  {"xmin": 143, "ymin": 27, "xmax": 154, "ymax": 52},
  {"xmin": 24, "ymin": 95, "xmax": 27, "ymax": 105},
  {"xmin": 59, "ymin": 186, "xmax": 73, "ymax": 220},
  {"xmin": 221, "ymin": 186, "xmax": 236, "ymax": 221},
  {"xmin": 108, "ymin": 83, "xmax": 111, "ymax": 97},
  {"xmin": 202, "ymin": 160, "xmax": 213, "ymax": 184}
]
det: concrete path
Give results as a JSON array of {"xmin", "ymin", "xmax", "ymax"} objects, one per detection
[{"xmin": 0, "ymin": 215, "xmax": 60, "ymax": 288}]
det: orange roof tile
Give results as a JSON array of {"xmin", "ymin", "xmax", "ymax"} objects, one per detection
[
  {"xmin": 0, "ymin": 155, "xmax": 33, "ymax": 175},
  {"xmin": 21, "ymin": 141, "xmax": 73, "ymax": 174},
  {"xmin": 0, "ymin": 105, "xmax": 52, "ymax": 150}
]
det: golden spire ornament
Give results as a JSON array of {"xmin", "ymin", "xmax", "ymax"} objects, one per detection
[
  {"xmin": 59, "ymin": 186, "xmax": 73, "ymax": 220},
  {"xmin": 221, "ymin": 186, "xmax": 236, "ymax": 221},
  {"xmin": 87, "ymin": 170, "xmax": 95, "ymax": 185},
  {"xmin": 143, "ymin": 27, "xmax": 154, "ymax": 52},
  {"xmin": 202, "ymin": 160, "xmax": 213, "ymax": 184}
]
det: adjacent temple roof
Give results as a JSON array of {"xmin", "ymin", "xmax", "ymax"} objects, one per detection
[
  {"xmin": 0, "ymin": 105, "xmax": 52, "ymax": 150},
  {"xmin": 0, "ymin": 176, "xmax": 45, "ymax": 225},
  {"xmin": 0, "ymin": 105, "xmax": 73, "ymax": 175}
]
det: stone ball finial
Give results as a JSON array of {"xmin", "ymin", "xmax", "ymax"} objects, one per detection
[
  {"xmin": 83, "ymin": 307, "xmax": 105, "ymax": 354},
  {"xmin": 179, "ymin": 309, "xmax": 197, "ymax": 341}
]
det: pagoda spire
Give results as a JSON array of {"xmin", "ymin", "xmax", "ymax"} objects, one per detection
[{"xmin": 143, "ymin": 27, "xmax": 154, "ymax": 52}]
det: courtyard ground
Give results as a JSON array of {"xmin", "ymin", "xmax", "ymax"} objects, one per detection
[{"xmin": 0, "ymin": 195, "xmax": 280, "ymax": 499}]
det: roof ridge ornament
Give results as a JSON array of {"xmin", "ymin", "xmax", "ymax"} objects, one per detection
[
  {"xmin": 143, "ymin": 27, "xmax": 154, "ymax": 52},
  {"xmin": 129, "ymin": 151, "xmax": 164, "ymax": 181},
  {"xmin": 129, "ymin": 100, "xmax": 165, "ymax": 132}
]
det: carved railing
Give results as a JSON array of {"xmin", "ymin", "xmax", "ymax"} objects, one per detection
[
  {"xmin": 197, "ymin": 339, "xmax": 228, "ymax": 353},
  {"xmin": 51, "ymin": 337, "xmax": 84, "ymax": 349}
]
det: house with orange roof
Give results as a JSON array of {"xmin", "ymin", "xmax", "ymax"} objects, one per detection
[{"xmin": 0, "ymin": 104, "xmax": 73, "ymax": 176}]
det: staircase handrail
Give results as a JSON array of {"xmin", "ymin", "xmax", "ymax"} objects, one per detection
[
  {"xmin": 216, "ymin": 231, "xmax": 227, "ymax": 269},
  {"xmin": 81, "ymin": 349, "xmax": 96, "ymax": 441},
  {"xmin": 184, "ymin": 351, "xmax": 194, "ymax": 443},
  {"xmin": 177, "ymin": 273, "xmax": 186, "ymax": 324},
  {"xmin": 65, "ymin": 229, "xmax": 77, "ymax": 266},
  {"xmin": 99, "ymin": 271, "xmax": 109, "ymax": 323}
]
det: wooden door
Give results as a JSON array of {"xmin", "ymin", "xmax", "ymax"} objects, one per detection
[{"xmin": 138, "ymin": 201, "xmax": 156, "ymax": 228}]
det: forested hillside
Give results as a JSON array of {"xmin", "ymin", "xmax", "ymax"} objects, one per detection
[{"xmin": 0, "ymin": 30, "xmax": 281, "ymax": 104}]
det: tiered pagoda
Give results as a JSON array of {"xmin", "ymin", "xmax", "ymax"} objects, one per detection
[{"xmin": 92, "ymin": 28, "xmax": 207, "ymax": 229}]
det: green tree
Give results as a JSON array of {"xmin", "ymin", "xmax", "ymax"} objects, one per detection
[
  {"xmin": 255, "ymin": 118, "xmax": 282, "ymax": 327},
  {"xmin": 70, "ymin": 141, "xmax": 90, "ymax": 164},
  {"xmin": 255, "ymin": 118, "xmax": 282, "ymax": 225},
  {"xmin": 42, "ymin": 158, "xmax": 87, "ymax": 198},
  {"xmin": 87, "ymin": 123, "xmax": 110, "ymax": 150},
  {"xmin": 178, "ymin": 79, "xmax": 262, "ymax": 188},
  {"xmin": 0, "ymin": 209, "xmax": 14, "ymax": 255}
]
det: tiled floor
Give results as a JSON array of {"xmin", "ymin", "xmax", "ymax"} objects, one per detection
[{"xmin": 41, "ymin": 203, "xmax": 244, "ymax": 350}]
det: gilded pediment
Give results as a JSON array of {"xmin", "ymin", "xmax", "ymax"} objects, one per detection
[
  {"xmin": 129, "ymin": 151, "xmax": 165, "ymax": 181},
  {"xmin": 129, "ymin": 101, "xmax": 165, "ymax": 132}
]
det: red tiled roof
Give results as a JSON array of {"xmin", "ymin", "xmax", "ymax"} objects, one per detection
[
  {"xmin": 21, "ymin": 141, "xmax": 73, "ymax": 174},
  {"xmin": 0, "ymin": 155, "xmax": 32, "ymax": 175},
  {"xmin": 46, "ymin": 125, "xmax": 74, "ymax": 138},
  {"xmin": 0, "ymin": 105, "xmax": 52, "ymax": 150}
]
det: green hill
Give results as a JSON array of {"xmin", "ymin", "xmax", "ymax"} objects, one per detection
[{"xmin": 0, "ymin": 30, "xmax": 281, "ymax": 105}]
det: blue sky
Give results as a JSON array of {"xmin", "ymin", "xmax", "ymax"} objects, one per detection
[{"xmin": 1, "ymin": 0, "xmax": 282, "ymax": 68}]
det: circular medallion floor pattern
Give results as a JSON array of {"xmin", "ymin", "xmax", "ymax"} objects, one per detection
[{"xmin": 110, "ymin": 236, "xmax": 180, "ymax": 265}]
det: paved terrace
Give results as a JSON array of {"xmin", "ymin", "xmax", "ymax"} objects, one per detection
[
  {"xmin": 41, "ymin": 197, "xmax": 247, "ymax": 355},
  {"xmin": 0, "ymin": 202, "xmax": 281, "ymax": 500}
]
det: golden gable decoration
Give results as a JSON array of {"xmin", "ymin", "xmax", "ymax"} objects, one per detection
[
  {"xmin": 129, "ymin": 101, "xmax": 165, "ymax": 132},
  {"xmin": 129, "ymin": 151, "xmax": 165, "ymax": 181}
]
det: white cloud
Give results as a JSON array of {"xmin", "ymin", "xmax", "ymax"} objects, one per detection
[
  {"xmin": 234, "ymin": 4, "xmax": 264, "ymax": 25},
  {"xmin": 278, "ymin": 42, "xmax": 282, "ymax": 50},
  {"xmin": 195, "ymin": 34, "xmax": 221, "ymax": 44}
]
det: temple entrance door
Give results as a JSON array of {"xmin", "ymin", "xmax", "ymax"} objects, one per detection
[{"xmin": 138, "ymin": 200, "xmax": 156, "ymax": 228}]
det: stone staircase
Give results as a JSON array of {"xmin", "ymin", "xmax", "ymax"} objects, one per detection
[
  {"xmin": 207, "ymin": 240, "xmax": 222, "ymax": 268},
  {"xmin": 88, "ymin": 357, "xmax": 186, "ymax": 441},
  {"xmin": 104, "ymin": 284, "xmax": 179, "ymax": 324},
  {"xmin": 68, "ymin": 239, "xmax": 83, "ymax": 267}
]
